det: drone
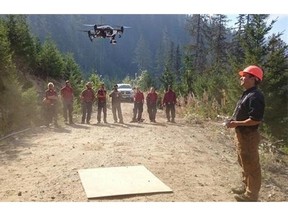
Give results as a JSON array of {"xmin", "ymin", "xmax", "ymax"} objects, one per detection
[{"xmin": 81, "ymin": 24, "xmax": 131, "ymax": 44}]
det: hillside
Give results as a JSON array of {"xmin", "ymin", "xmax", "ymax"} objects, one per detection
[
  {"xmin": 27, "ymin": 14, "xmax": 190, "ymax": 79},
  {"xmin": 0, "ymin": 102, "xmax": 287, "ymax": 202}
]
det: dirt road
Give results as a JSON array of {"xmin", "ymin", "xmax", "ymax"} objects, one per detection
[{"xmin": 0, "ymin": 102, "xmax": 287, "ymax": 202}]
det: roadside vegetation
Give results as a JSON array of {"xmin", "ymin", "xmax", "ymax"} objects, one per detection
[{"xmin": 0, "ymin": 14, "xmax": 287, "ymax": 153}]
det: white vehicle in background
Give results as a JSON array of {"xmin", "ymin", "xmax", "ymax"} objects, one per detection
[{"xmin": 117, "ymin": 83, "xmax": 134, "ymax": 102}]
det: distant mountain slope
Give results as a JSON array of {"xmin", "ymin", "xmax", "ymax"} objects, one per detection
[{"xmin": 27, "ymin": 14, "xmax": 190, "ymax": 80}]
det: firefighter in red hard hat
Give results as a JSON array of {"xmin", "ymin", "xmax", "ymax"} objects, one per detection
[
  {"xmin": 226, "ymin": 65, "xmax": 265, "ymax": 202},
  {"xmin": 238, "ymin": 65, "xmax": 263, "ymax": 81}
]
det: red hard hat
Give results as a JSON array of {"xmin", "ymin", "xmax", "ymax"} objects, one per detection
[{"xmin": 239, "ymin": 65, "xmax": 263, "ymax": 81}]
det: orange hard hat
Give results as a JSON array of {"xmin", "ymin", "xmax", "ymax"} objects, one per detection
[{"xmin": 239, "ymin": 65, "xmax": 263, "ymax": 81}]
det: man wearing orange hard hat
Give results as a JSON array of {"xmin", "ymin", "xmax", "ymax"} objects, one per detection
[{"xmin": 226, "ymin": 65, "xmax": 265, "ymax": 202}]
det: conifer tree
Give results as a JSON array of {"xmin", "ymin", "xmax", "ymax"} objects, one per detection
[
  {"xmin": 36, "ymin": 38, "xmax": 65, "ymax": 78},
  {"xmin": 262, "ymin": 34, "xmax": 288, "ymax": 143},
  {"xmin": 5, "ymin": 15, "xmax": 36, "ymax": 67}
]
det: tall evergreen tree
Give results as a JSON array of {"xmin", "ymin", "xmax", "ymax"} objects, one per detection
[
  {"xmin": 0, "ymin": 19, "xmax": 13, "ymax": 91},
  {"xmin": 229, "ymin": 14, "xmax": 246, "ymax": 65},
  {"xmin": 133, "ymin": 35, "xmax": 153, "ymax": 73},
  {"xmin": 208, "ymin": 14, "xmax": 230, "ymax": 69},
  {"xmin": 262, "ymin": 34, "xmax": 288, "ymax": 143},
  {"xmin": 242, "ymin": 14, "xmax": 276, "ymax": 65},
  {"xmin": 185, "ymin": 14, "xmax": 210, "ymax": 73},
  {"xmin": 5, "ymin": 15, "xmax": 36, "ymax": 67},
  {"xmin": 160, "ymin": 66, "xmax": 175, "ymax": 90},
  {"xmin": 36, "ymin": 38, "xmax": 65, "ymax": 78}
]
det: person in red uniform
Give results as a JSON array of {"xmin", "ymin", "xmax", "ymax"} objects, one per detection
[
  {"xmin": 162, "ymin": 85, "xmax": 177, "ymax": 123},
  {"xmin": 60, "ymin": 80, "xmax": 74, "ymax": 124},
  {"xmin": 80, "ymin": 82, "xmax": 95, "ymax": 124},
  {"xmin": 96, "ymin": 83, "xmax": 107, "ymax": 123},
  {"xmin": 226, "ymin": 65, "xmax": 265, "ymax": 202},
  {"xmin": 131, "ymin": 87, "xmax": 145, "ymax": 122},
  {"xmin": 44, "ymin": 82, "xmax": 59, "ymax": 127},
  {"xmin": 146, "ymin": 87, "xmax": 158, "ymax": 123}
]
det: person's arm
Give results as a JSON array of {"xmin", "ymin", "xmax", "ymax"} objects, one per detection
[
  {"xmin": 80, "ymin": 90, "xmax": 85, "ymax": 102},
  {"xmin": 146, "ymin": 93, "xmax": 150, "ymax": 104},
  {"xmin": 227, "ymin": 118, "xmax": 261, "ymax": 128},
  {"xmin": 141, "ymin": 92, "xmax": 145, "ymax": 103},
  {"xmin": 109, "ymin": 91, "xmax": 113, "ymax": 97},
  {"xmin": 162, "ymin": 94, "xmax": 166, "ymax": 106}
]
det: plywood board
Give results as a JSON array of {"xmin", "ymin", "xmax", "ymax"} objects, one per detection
[{"xmin": 78, "ymin": 165, "xmax": 173, "ymax": 198}]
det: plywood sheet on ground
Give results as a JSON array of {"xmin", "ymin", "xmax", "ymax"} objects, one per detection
[{"xmin": 78, "ymin": 165, "xmax": 173, "ymax": 198}]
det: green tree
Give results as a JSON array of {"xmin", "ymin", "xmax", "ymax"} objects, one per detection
[
  {"xmin": 133, "ymin": 35, "xmax": 153, "ymax": 72},
  {"xmin": 242, "ymin": 14, "xmax": 276, "ymax": 65},
  {"xmin": 5, "ymin": 15, "xmax": 36, "ymax": 67},
  {"xmin": 208, "ymin": 14, "xmax": 230, "ymax": 68},
  {"xmin": 88, "ymin": 72, "xmax": 102, "ymax": 90},
  {"xmin": 36, "ymin": 38, "xmax": 65, "ymax": 78},
  {"xmin": 185, "ymin": 14, "xmax": 210, "ymax": 73},
  {"xmin": 160, "ymin": 66, "xmax": 175, "ymax": 90},
  {"xmin": 181, "ymin": 55, "xmax": 196, "ymax": 94},
  {"xmin": 229, "ymin": 14, "xmax": 246, "ymax": 65},
  {"xmin": 0, "ymin": 19, "xmax": 13, "ymax": 91},
  {"xmin": 136, "ymin": 70, "xmax": 154, "ymax": 91},
  {"xmin": 262, "ymin": 34, "xmax": 288, "ymax": 143}
]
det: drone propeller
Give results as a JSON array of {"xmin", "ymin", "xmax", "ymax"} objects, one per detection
[
  {"xmin": 83, "ymin": 24, "xmax": 94, "ymax": 27},
  {"xmin": 83, "ymin": 24, "xmax": 108, "ymax": 27},
  {"xmin": 115, "ymin": 25, "xmax": 131, "ymax": 29},
  {"xmin": 122, "ymin": 26, "xmax": 131, "ymax": 29}
]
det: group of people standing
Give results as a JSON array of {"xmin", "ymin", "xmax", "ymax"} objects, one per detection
[
  {"xmin": 78, "ymin": 82, "xmax": 124, "ymax": 124},
  {"xmin": 42, "ymin": 65, "xmax": 265, "ymax": 202},
  {"xmin": 131, "ymin": 85, "xmax": 177, "ymax": 123},
  {"xmin": 43, "ymin": 81, "xmax": 178, "ymax": 127},
  {"xmin": 43, "ymin": 80, "xmax": 74, "ymax": 127}
]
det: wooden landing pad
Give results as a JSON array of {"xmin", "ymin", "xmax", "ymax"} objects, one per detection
[{"xmin": 78, "ymin": 165, "xmax": 173, "ymax": 199}]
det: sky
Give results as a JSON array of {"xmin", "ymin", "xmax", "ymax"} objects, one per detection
[{"xmin": 227, "ymin": 14, "xmax": 288, "ymax": 42}]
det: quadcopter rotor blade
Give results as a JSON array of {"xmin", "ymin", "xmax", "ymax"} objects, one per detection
[{"xmin": 83, "ymin": 24, "xmax": 95, "ymax": 27}]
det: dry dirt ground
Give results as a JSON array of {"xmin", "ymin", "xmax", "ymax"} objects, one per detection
[{"xmin": 0, "ymin": 102, "xmax": 287, "ymax": 203}]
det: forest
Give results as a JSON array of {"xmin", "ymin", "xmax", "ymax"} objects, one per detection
[
  {"xmin": 26, "ymin": 14, "xmax": 190, "ymax": 80},
  {"xmin": 0, "ymin": 14, "xmax": 287, "ymax": 149}
]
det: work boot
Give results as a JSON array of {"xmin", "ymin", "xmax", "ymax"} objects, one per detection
[
  {"xmin": 231, "ymin": 185, "xmax": 246, "ymax": 194},
  {"xmin": 234, "ymin": 194, "xmax": 257, "ymax": 202}
]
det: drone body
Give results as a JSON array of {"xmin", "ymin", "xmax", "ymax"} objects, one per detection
[{"xmin": 82, "ymin": 24, "xmax": 130, "ymax": 44}]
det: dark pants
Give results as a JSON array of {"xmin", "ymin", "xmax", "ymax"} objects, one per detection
[
  {"xmin": 97, "ymin": 101, "xmax": 107, "ymax": 123},
  {"xmin": 62, "ymin": 100, "xmax": 73, "ymax": 123},
  {"xmin": 112, "ymin": 103, "xmax": 123, "ymax": 123},
  {"xmin": 81, "ymin": 101, "xmax": 93, "ymax": 123},
  {"xmin": 235, "ymin": 128, "xmax": 261, "ymax": 200},
  {"xmin": 165, "ymin": 103, "xmax": 175, "ymax": 121},
  {"xmin": 45, "ymin": 104, "xmax": 58, "ymax": 126},
  {"xmin": 147, "ymin": 103, "xmax": 157, "ymax": 121},
  {"xmin": 132, "ymin": 102, "xmax": 143, "ymax": 121}
]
